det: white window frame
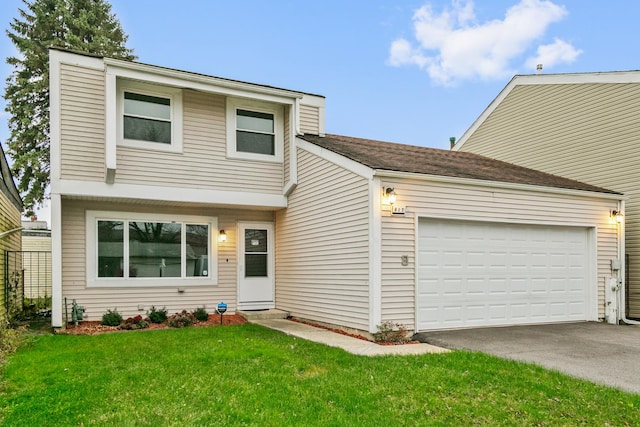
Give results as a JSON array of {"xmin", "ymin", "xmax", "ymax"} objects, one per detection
[
  {"xmin": 86, "ymin": 211, "xmax": 217, "ymax": 287},
  {"xmin": 226, "ymin": 97, "xmax": 284, "ymax": 162},
  {"xmin": 117, "ymin": 80, "xmax": 183, "ymax": 153}
]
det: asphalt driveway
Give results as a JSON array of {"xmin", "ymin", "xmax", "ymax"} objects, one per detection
[{"xmin": 414, "ymin": 322, "xmax": 640, "ymax": 394}]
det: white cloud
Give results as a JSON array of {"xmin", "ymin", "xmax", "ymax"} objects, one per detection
[
  {"xmin": 525, "ymin": 38, "xmax": 582, "ymax": 71},
  {"xmin": 389, "ymin": 38, "xmax": 429, "ymax": 68},
  {"xmin": 389, "ymin": 0, "xmax": 580, "ymax": 85}
]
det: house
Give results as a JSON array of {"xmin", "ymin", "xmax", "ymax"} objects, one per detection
[
  {"xmin": 452, "ymin": 70, "xmax": 640, "ymax": 322},
  {"xmin": 21, "ymin": 219, "xmax": 51, "ymax": 309},
  {"xmin": 50, "ymin": 48, "xmax": 625, "ymax": 333},
  {"xmin": 0, "ymin": 143, "xmax": 23, "ymax": 324}
]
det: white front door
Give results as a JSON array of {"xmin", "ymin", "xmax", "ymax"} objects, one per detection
[{"xmin": 237, "ymin": 222, "xmax": 275, "ymax": 310}]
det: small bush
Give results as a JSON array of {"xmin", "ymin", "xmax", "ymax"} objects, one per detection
[
  {"xmin": 193, "ymin": 306, "xmax": 209, "ymax": 322},
  {"xmin": 167, "ymin": 310, "xmax": 195, "ymax": 328},
  {"xmin": 120, "ymin": 315, "xmax": 149, "ymax": 330},
  {"xmin": 373, "ymin": 321, "xmax": 409, "ymax": 344},
  {"xmin": 101, "ymin": 309, "xmax": 123, "ymax": 326},
  {"xmin": 148, "ymin": 306, "xmax": 168, "ymax": 324},
  {"xmin": 0, "ymin": 323, "xmax": 28, "ymax": 365}
]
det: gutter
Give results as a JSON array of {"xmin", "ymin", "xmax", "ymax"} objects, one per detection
[
  {"xmin": 103, "ymin": 57, "xmax": 305, "ymax": 100},
  {"xmin": 374, "ymin": 169, "xmax": 626, "ymax": 201},
  {"xmin": 0, "ymin": 227, "xmax": 23, "ymax": 240}
]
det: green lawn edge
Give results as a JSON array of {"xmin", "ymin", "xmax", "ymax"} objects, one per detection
[{"xmin": 1, "ymin": 324, "xmax": 638, "ymax": 426}]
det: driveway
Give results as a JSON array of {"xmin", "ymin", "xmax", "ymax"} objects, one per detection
[{"xmin": 414, "ymin": 322, "xmax": 640, "ymax": 394}]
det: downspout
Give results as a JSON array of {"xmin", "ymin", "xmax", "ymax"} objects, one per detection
[
  {"xmin": 618, "ymin": 200, "xmax": 640, "ymax": 325},
  {"xmin": 283, "ymin": 98, "xmax": 300, "ymax": 197}
]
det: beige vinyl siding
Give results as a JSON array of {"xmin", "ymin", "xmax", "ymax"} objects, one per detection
[
  {"xmin": 60, "ymin": 198, "xmax": 273, "ymax": 321},
  {"xmin": 460, "ymin": 82, "xmax": 640, "ymax": 316},
  {"xmin": 22, "ymin": 249, "xmax": 51, "ymax": 300},
  {"xmin": 0, "ymin": 192, "xmax": 21, "ymax": 323},
  {"xmin": 299, "ymin": 104, "xmax": 320, "ymax": 135},
  {"xmin": 59, "ymin": 63, "xmax": 105, "ymax": 181},
  {"xmin": 275, "ymin": 148, "xmax": 370, "ymax": 331},
  {"xmin": 22, "ymin": 235, "xmax": 52, "ymax": 299},
  {"xmin": 22, "ymin": 235, "xmax": 51, "ymax": 252},
  {"xmin": 380, "ymin": 178, "xmax": 619, "ymax": 331},
  {"xmin": 115, "ymin": 90, "xmax": 284, "ymax": 193}
]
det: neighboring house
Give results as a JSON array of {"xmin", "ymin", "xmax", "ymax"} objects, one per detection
[
  {"xmin": 453, "ymin": 71, "xmax": 640, "ymax": 321},
  {"xmin": 21, "ymin": 219, "xmax": 52, "ymax": 305},
  {"xmin": 0, "ymin": 143, "xmax": 23, "ymax": 324},
  {"xmin": 50, "ymin": 48, "xmax": 625, "ymax": 333}
]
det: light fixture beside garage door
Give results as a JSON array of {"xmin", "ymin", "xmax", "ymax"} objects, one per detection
[
  {"xmin": 610, "ymin": 209, "xmax": 624, "ymax": 223},
  {"xmin": 382, "ymin": 187, "xmax": 406, "ymax": 215},
  {"xmin": 384, "ymin": 187, "xmax": 396, "ymax": 205}
]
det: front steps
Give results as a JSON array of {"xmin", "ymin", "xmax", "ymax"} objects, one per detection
[{"xmin": 238, "ymin": 309, "xmax": 290, "ymax": 322}]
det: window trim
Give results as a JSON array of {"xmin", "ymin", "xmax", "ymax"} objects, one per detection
[
  {"xmin": 117, "ymin": 80, "xmax": 183, "ymax": 153},
  {"xmin": 86, "ymin": 210, "xmax": 217, "ymax": 287},
  {"xmin": 226, "ymin": 98, "xmax": 284, "ymax": 162}
]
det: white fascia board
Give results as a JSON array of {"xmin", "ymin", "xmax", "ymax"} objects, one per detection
[
  {"xmin": 103, "ymin": 58, "xmax": 303, "ymax": 104},
  {"xmin": 55, "ymin": 180, "xmax": 287, "ymax": 209},
  {"xmin": 295, "ymin": 138, "xmax": 374, "ymax": 179},
  {"xmin": 300, "ymin": 93, "xmax": 326, "ymax": 108},
  {"xmin": 454, "ymin": 70, "xmax": 640, "ymax": 150},
  {"xmin": 454, "ymin": 75, "xmax": 518, "ymax": 150},
  {"xmin": 374, "ymin": 169, "xmax": 627, "ymax": 201},
  {"xmin": 369, "ymin": 176, "xmax": 382, "ymax": 333}
]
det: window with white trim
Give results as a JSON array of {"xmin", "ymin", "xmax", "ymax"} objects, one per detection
[
  {"xmin": 118, "ymin": 81, "xmax": 183, "ymax": 152},
  {"xmin": 226, "ymin": 98, "xmax": 284, "ymax": 162},
  {"xmin": 87, "ymin": 211, "xmax": 217, "ymax": 286}
]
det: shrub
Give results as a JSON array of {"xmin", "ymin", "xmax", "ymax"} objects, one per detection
[
  {"xmin": 101, "ymin": 309, "xmax": 123, "ymax": 326},
  {"xmin": 373, "ymin": 321, "xmax": 409, "ymax": 344},
  {"xmin": 167, "ymin": 310, "xmax": 195, "ymax": 328},
  {"xmin": 147, "ymin": 306, "xmax": 168, "ymax": 324},
  {"xmin": 120, "ymin": 315, "xmax": 149, "ymax": 330},
  {"xmin": 0, "ymin": 323, "xmax": 28, "ymax": 365},
  {"xmin": 193, "ymin": 306, "xmax": 209, "ymax": 322}
]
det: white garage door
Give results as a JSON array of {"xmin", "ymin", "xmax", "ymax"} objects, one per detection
[{"xmin": 417, "ymin": 218, "xmax": 592, "ymax": 331}]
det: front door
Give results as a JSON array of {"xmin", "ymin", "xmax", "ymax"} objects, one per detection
[{"xmin": 237, "ymin": 222, "xmax": 275, "ymax": 310}]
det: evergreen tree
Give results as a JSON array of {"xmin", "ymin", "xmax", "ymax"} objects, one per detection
[{"xmin": 5, "ymin": 0, "xmax": 135, "ymax": 214}]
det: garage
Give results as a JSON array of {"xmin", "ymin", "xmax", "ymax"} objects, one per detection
[{"xmin": 417, "ymin": 218, "xmax": 594, "ymax": 331}]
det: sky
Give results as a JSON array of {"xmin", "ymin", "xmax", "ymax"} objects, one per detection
[{"xmin": 1, "ymin": 0, "xmax": 640, "ymax": 223}]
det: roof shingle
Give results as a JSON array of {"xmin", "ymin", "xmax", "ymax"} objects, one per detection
[{"xmin": 299, "ymin": 134, "xmax": 618, "ymax": 194}]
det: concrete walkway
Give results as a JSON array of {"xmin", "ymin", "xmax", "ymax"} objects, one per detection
[{"xmin": 252, "ymin": 318, "xmax": 448, "ymax": 356}]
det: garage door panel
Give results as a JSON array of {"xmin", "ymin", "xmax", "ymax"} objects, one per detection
[{"xmin": 417, "ymin": 219, "xmax": 591, "ymax": 331}]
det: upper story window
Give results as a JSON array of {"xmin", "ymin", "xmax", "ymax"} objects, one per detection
[
  {"xmin": 227, "ymin": 98, "xmax": 284, "ymax": 162},
  {"xmin": 124, "ymin": 92, "xmax": 171, "ymax": 144},
  {"xmin": 118, "ymin": 80, "xmax": 183, "ymax": 152},
  {"xmin": 237, "ymin": 109, "xmax": 275, "ymax": 155}
]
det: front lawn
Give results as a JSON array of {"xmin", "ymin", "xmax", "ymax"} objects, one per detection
[{"xmin": 1, "ymin": 324, "xmax": 638, "ymax": 425}]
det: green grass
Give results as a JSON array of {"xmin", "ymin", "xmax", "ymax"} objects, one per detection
[{"xmin": 1, "ymin": 324, "xmax": 638, "ymax": 426}]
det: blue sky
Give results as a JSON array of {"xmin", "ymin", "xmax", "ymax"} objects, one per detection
[
  {"xmin": 2, "ymin": 0, "xmax": 640, "ymax": 150},
  {"xmin": 1, "ymin": 0, "xmax": 640, "ymax": 220}
]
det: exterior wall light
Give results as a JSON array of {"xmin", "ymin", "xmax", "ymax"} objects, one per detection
[
  {"xmin": 611, "ymin": 210, "xmax": 624, "ymax": 223},
  {"xmin": 219, "ymin": 229, "xmax": 227, "ymax": 242},
  {"xmin": 385, "ymin": 187, "xmax": 397, "ymax": 205}
]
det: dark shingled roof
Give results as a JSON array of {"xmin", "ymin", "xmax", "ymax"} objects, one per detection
[{"xmin": 299, "ymin": 134, "xmax": 619, "ymax": 195}]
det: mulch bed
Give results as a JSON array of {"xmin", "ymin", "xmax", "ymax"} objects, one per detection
[
  {"xmin": 289, "ymin": 317, "xmax": 419, "ymax": 345},
  {"xmin": 60, "ymin": 314, "xmax": 247, "ymax": 335}
]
